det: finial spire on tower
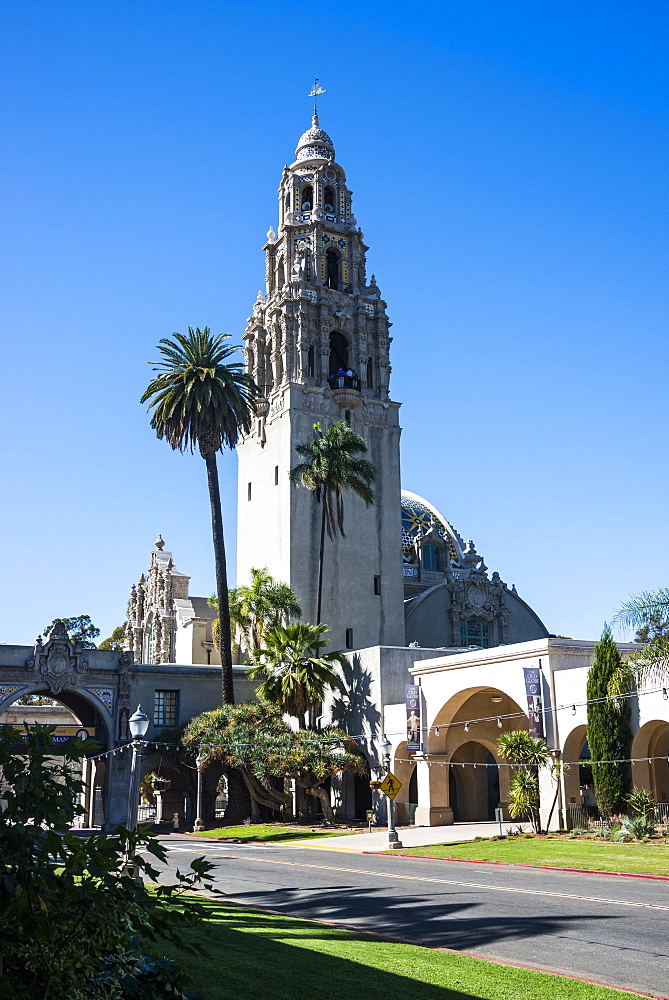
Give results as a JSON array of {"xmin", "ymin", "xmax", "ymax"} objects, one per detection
[{"xmin": 309, "ymin": 77, "xmax": 326, "ymax": 124}]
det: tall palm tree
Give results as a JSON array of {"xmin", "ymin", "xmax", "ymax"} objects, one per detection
[
  {"xmin": 247, "ymin": 622, "xmax": 344, "ymax": 725},
  {"xmin": 290, "ymin": 421, "xmax": 375, "ymax": 625},
  {"xmin": 141, "ymin": 327, "xmax": 258, "ymax": 703}
]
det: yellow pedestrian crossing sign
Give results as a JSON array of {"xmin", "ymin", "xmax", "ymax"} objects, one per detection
[{"xmin": 379, "ymin": 772, "xmax": 402, "ymax": 800}]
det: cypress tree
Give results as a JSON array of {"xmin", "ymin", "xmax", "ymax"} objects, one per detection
[{"xmin": 586, "ymin": 626, "xmax": 631, "ymax": 817}]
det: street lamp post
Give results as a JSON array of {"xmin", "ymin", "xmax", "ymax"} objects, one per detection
[
  {"xmin": 194, "ymin": 752, "xmax": 205, "ymax": 832},
  {"xmin": 381, "ymin": 734, "xmax": 402, "ymax": 850},
  {"xmin": 127, "ymin": 705, "xmax": 150, "ymax": 832}
]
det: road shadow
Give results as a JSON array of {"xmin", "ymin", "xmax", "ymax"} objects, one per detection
[{"xmin": 225, "ymin": 882, "xmax": 618, "ymax": 952}]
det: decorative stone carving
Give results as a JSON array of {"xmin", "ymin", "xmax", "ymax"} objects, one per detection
[{"xmin": 26, "ymin": 621, "xmax": 88, "ymax": 695}]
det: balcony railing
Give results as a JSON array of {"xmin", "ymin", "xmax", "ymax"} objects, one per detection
[{"xmin": 328, "ymin": 374, "xmax": 361, "ymax": 392}]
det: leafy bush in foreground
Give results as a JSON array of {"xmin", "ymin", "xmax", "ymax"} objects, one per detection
[{"xmin": 0, "ymin": 726, "xmax": 214, "ymax": 1000}]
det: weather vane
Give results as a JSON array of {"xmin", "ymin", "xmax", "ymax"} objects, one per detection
[{"xmin": 309, "ymin": 77, "xmax": 326, "ymax": 118}]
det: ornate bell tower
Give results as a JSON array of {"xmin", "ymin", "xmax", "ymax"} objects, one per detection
[{"xmin": 236, "ymin": 108, "xmax": 405, "ymax": 651}]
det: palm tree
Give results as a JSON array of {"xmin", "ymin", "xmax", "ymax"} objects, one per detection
[
  {"xmin": 290, "ymin": 421, "xmax": 375, "ymax": 625},
  {"xmin": 496, "ymin": 730, "xmax": 553, "ymax": 834},
  {"xmin": 208, "ymin": 568, "xmax": 302, "ymax": 656},
  {"xmin": 611, "ymin": 588, "xmax": 669, "ymax": 688},
  {"xmin": 141, "ymin": 327, "xmax": 258, "ymax": 703},
  {"xmin": 247, "ymin": 622, "xmax": 344, "ymax": 725}
]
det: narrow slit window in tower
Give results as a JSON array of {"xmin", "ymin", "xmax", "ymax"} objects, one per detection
[
  {"xmin": 366, "ymin": 358, "xmax": 373, "ymax": 389},
  {"xmin": 345, "ymin": 628, "xmax": 354, "ymax": 649},
  {"xmin": 374, "ymin": 575, "xmax": 381, "ymax": 595},
  {"xmin": 274, "ymin": 465, "xmax": 279, "ymax": 486},
  {"xmin": 247, "ymin": 482, "xmax": 252, "ymax": 501},
  {"xmin": 307, "ymin": 344, "xmax": 315, "ymax": 378}
]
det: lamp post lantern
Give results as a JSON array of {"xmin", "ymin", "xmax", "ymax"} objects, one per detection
[
  {"xmin": 194, "ymin": 752, "xmax": 205, "ymax": 832},
  {"xmin": 381, "ymin": 734, "xmax": 402, "ymax": 850},
  {"xmin": 127, "ymin": 705, "xmax": 150, "ymax": 832}
]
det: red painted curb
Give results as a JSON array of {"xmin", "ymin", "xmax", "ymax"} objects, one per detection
[
  {"xmin": 363, "ymin": 850, "xmax": 669, "ymax": 881},
  {"xmin": 197, "ymin": 894, "xmax": 666, "ymax": 999}
]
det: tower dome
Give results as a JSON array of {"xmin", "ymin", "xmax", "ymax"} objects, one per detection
[{"xmin": 295, "ymin": 113, "xmax": 335, "ymax": 161}]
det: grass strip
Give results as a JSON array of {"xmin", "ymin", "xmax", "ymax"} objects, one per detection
[
  {"xmin": 165, "ymin": 897, "xmax": 648, "ymax": 999},
  {"xmin": 376, "ymin": 837, "xmax": 669, "ymax": 876},
  {"xmin": 190, "ymin": 823, "xmax": 352, "ymax": 842}
]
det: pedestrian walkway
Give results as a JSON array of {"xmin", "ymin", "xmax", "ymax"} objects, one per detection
[{"xmin": 290, "ymin": 820, "xmax": 529, "ymax": 852}]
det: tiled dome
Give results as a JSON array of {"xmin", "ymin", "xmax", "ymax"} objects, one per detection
[
  {"xmin": 401, "ymin": 491, "xmax": 460, "ymax": 563},
  {"xmin": 295, "ymin": 114, "xmax": 335, "ymax": 161}
]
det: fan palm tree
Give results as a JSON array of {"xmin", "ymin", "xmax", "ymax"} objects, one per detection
[
  {"xmin": 141, "ymin": 327, "xmax": 258, "ymax": 703},
  {"xmin": 247, "ymin": 622, "xmax": 344, "ymax": 725},
  {"xmin": 611, "ymin": 588, "xmax": 669, "ymax": 688},
  {"xmin": 496, "ymin": 730, "xmax": 553, "ymax": 834},
  {"xmin": 290, "ymin": 421, "xmax": 375, "ymax": 624}
]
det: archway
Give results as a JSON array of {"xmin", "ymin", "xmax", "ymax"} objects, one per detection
[
  {"xmin": 0, "ymin": 686, "xmax": 111, "ymax": 827},
  {"xmin": 631, "ymin": 720, "xmax": 669, "ymax": 805},
  {"xmin": 426, "ymin": 686, "xmax": 527, "ymax": 825},
  {"xmin": 329, "ymin": 331, "xmax": 348, "ymax": 375},
  {"xmin": 562, "ymin": 724, "xmax": 588, "ymax": 811},
  {"xmin": 449, "ymin": 742, "xmax": 499, "ymax": 821}
]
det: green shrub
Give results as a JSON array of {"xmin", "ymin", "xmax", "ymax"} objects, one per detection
[{"xmin": 0, "ymin": 726, "xmax": 215, "ymax": 1000}]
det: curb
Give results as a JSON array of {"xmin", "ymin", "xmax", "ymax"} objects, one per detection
[
  {"xmin": 362, "ymin": 851, "xmax": 669, "ymax": 881},
  {"xmin": 195, "ymin": 893, "xmax": 666, "ymax": 999}
]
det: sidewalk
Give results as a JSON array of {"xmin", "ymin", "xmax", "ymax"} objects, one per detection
[{"xmin": 290, "ymin": 820, "xmax": 529, "ymax": 852}]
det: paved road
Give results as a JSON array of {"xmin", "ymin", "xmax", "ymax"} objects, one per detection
[{"xmin": 155, "ymin": 837, "xmax": 669, "ymax": 998}]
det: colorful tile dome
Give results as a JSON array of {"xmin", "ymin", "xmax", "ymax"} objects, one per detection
[
  {"xmin": 295, "ymin": 114, "xmax": 335, "ymax": 161},
  {"xmin": 401, "ymin": 490, "xmax": 461, "ymax": 564}
]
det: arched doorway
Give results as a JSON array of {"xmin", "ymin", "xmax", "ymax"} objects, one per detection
[
  {"xmin": 0, "ymin": 686, "xmax": 110, "ymax": 826},
  {"xmin": 632, "ymin": 720, "xmax": 669, "ymax": 805},
  {"xmin": 449, "ymin": 742, "xmax": 499, "ymax": 821},
  {"xmin": 426, "ymin": 686, "xmax": 527, "ymax": 826},
  {"xmin": 329, "ymin": 331, "xmax": 349, "ymax": 375}
]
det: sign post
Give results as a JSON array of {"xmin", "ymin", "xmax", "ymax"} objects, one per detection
[{"xmin": 380, "ymin": 735, "xmax": 403, "ymax": 850}]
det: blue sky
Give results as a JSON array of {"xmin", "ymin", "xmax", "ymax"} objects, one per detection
[{"xmin": 1, "ymin": 0, "xmax": 666, "ymax": 646}]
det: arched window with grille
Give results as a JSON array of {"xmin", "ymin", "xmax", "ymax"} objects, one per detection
[{"xmin": 459, "ymin": 618, "xmax": 490, "ymax": 648}]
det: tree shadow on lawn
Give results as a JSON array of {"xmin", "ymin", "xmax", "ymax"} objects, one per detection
[
  {"xmin": 223, "ymin": 883, "xmax": 619, "ymax": 952},
  {"xmin": 179, "ymin": 899, "xmax": 536, "ymax": 1000}
]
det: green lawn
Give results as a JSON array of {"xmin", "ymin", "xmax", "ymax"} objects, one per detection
[
  {"xmin": 190, "ymin": 823, "xmax": 354, "ymax": 843},
  {"xmin": 165, "ymin": 897, "xmax": 644, "ymax": 999},
  {"xmin": 378, "ymin": 836, "xmax": 669, "ymax": 876}
]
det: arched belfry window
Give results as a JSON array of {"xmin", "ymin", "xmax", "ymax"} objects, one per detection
[
  {"xmin": 423, "ymin": 544, "xmax": 439, "ymax": 572},
  {"xmin": 301, "ymin": 185, "xmax": 313, "ymax": 210},
  {"xmin": 324, "ymin": 186, "xmax": 335, "ymax": 212},
  {"xmin": 326, "ymin": 249, "xmax": 340, "ymax": 289},
  {"xmin": 329, "ymin": 331, "xmax": 349, "ymax": 376}
]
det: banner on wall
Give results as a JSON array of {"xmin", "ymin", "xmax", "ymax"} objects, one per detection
[
  {"xmin": 523, "ymin": 667, "xmax": 545, "ymax": 738},
  {"xmin": 405, "ymin": 684, "xmax": 421, "ymax": 751}
]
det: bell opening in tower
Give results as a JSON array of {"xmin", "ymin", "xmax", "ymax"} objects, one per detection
[
  {"xmin": 326, "ymin": 249, "xmax": 340, "ymax": 289},
  {"xmin": 301, "ymin": 185, "xmax": 313, "ymax": 210}
]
